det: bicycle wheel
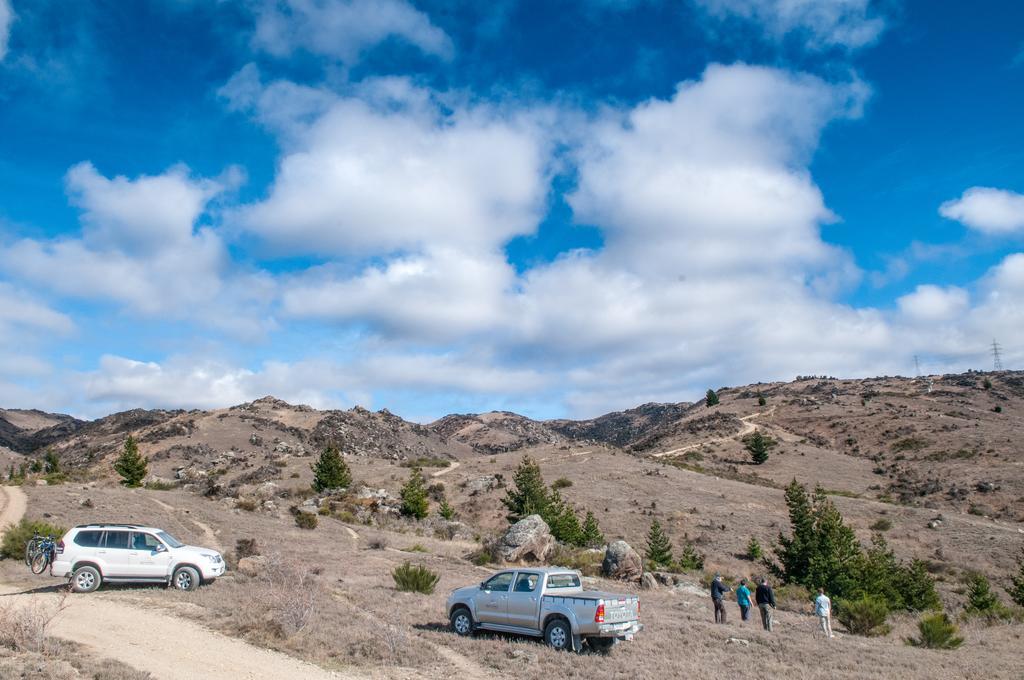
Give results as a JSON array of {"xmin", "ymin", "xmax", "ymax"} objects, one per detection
[
  {"xmin": 24, "ymin": 539, "xmax": 38, "ymax": 567},
  {"xmin": 30, "ymin": 551, "xmax": 50, "ymax": 575}
]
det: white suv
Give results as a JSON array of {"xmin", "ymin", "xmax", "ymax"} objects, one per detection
[{"xmin": 52, "ymin": 523, "xmax": 225, "ymax": 593}]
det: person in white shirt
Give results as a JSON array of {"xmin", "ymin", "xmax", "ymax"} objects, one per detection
[{"xmin": 814, "ymin": 588, "xmax": 834, "ymax": 639}]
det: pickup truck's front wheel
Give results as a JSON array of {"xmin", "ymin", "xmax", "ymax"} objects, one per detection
[
  {"xmin": 544, "ymin": 619, "xmax": 572, "ymax": 651},
  {"xmin": 450, "ymin": 607, "xmax": 474, "ymax": 636}
]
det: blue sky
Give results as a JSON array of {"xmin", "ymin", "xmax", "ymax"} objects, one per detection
[{"xmin": 0, "ymin": 0, "xmax": 1023, "ymax": 421}]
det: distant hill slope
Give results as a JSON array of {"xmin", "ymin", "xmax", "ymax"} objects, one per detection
[{"xmin": 5, "ymin": 371, "xmax": 1023, "ymax": 520}]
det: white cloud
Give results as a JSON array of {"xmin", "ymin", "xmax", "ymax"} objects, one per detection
[
  {"xmin": 232, "ymin": 73, "xmax": 551, "ymax": 255},
  {"xmin": 0, "ymin": 0, "xmax": 13, "ymax": 60},
  {"xmin": 896, "ymin": 284, "xmax": 969, "ymax": 323},
  {"xmin": 0, "ymin": 163, "xmax": 273, "ymax": 338},
  {"xmin": 251, "ymin": 0, "xmax": 452, "ymax": 63},
  {"xmin": 282, "ymin": 247, "xmax": 516, "ymax": 341},
  {"xmin": 695, "ymin": 0, "xmax": 886, "ymax": 50},
  {"xmin": 0, "ymin": 282, "xmax": 73, "ymax": 338},
  {"xmin": 939, "ymin": 187, "xmax": 1024, "ymax": 235}
]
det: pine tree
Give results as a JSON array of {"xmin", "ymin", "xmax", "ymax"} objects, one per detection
[
  {"xmin": 677, "ymin": 541, "xmax": 705, "ymax": 571},
  {"xmin": 28, "ymin": 459, "xmax": 42, "ymax": 474},
  {"xmin": 580, "ymin": 511, "xmax": 604, "ymax": 548},
  {"xmin": 43, "ymin": 449, "xmax": 60, "ymax": 475},
  {"xmin": 438, "ymin": 497, "xmax": 456, "ymax": 521},
  {"xmin": 400, "ymin": 467, "xmax": 429, "ymax": 519},
  {"xmin": 806, "ymin": 489, "xmax": 862, "ymax": 598},
  {"xmin": 744, "ymin": 430, "xmax": 774, "ymax": 465},
  {"xmin": 746, "ymin": 536, "xmax": 763, "ymax": 561},
  {"xmin": 705, "ymin": 389, "xmax": 719, "ymax": 407},
  {"xmin": 775, "ymin": 479, "xmax": 815, "ymax": 583},
  {"xmin": 965, "ymin": 573, "xmax": 999, "ymax": 614},
  {"xmin": 113, "ymin": 435, "xmax": 148, "ymax": 487},
  {"xmin": 502, "ymin": 455, "xmax": 550, "ymax": 523},
  {"xmin": 1010, "ymin": 548, "xmax": 1024, "ymax": 608},
  {"xmin": 543, "ymin": 490, "xmax": 583, "ymax": 545},
  {"xmin": 645, "ymin": 519, "xmax": 673, "ymax": 568},
  {"xmin": 757, "ymin": 394, "xmax": 767, "ymax": 407},
  {"xmin": 311, "ymin": 444, "xmax": 351, "ymax": 493}
]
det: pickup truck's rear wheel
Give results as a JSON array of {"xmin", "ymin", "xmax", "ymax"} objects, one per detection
[
  {"xmin": 586, "ymin": 637, "xmax": 617, "ymax": 654},
  {"xmin": 450, "ymin": 607, "xmax": 473, "ymax": 636},
  {"xmin": 172, "ymin": 566, "xmax": 200, "ymax": 592},
  {"xmin": 544, "ymin": 619, "xmax": 572, "ymax": 651}
]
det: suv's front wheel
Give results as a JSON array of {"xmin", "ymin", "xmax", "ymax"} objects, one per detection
[
  {"xmin": 172, "ymin": 566, "xmax": 200, "ymax": 592},
  {"xmin": 71, "ymin": 565, "xmax": 101, "ymax": 593}
]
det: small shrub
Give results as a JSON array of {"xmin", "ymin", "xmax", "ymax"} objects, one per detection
[
  {"xmin": 405, "ymin": 543, "xmax": 428, "ymax": 553},
  {"xmin": 837, "ymin": 595, "xmax": 891, "ymax": 636},
  {"xmin": 236, "ymin": 538, "xmax": 259, "ymax": 559},
  {"xmin": 368, "ymin": 537, "xmax": 388, "ymax": 550},
  {"xmin": 968, "ymin": 504, "xmax": 986, "ymax": 516},
  {"xmin": 392, "ymin": 562, "xmax": 440, "ymax": 594},
  {"xmin": 992, "ymin": 405, "xmax": 1002, "ymax": 413},
  {"xmin": 869, "ymin": 518, "xmax": 892, "ymax": 532},
  {"xmin": 400, "ymin": 457, "xmax": 450, "ymax": 468},
  {"xmin": 0, "ymin": 597, "xmax": 65, "ymax": 652},
  {"xmin": 892, "ymin": 437, "xmax": 929, "ymax": 452},
  {"xmin": 290, "ymin": 472, "xmax": 300, "ymax": 478},
  {"xmin": 552, "ymin": 477, "xmax": 573, "ymax": 490},
  {"xmin": 317, "ymin": 506, "xmax": 331, "ymax": 516},
  {"xmin": 1009, "ymin": 548, "xmax": 1024, "ymax": 607},
  {"xmin": 438, "ymin": 498, "xmax": 456, "ymax": 520},
  {"xmin": 746, "ymin": 537, "xmax": 763, "ymax": 561},
  {"xmin": 144, "ymin": 479, "xmax": 176, "ymax": 490},
  {"xmin": 295, "ymin": 512, "xmax": 318, "ymax": 530},
  {"xmin": 906, "ymin": 612, "xmax": 963, "ymax": 649},
  {"xmin": 550, "ymin": 545, "xmax": 603, "ymax": 576},
  {"xmin": 757, "ymin": 395, "xmax": 767, "ymax": 406},
  {"xmin": 982, "ymin": 378, "xmax": 992, "ymax": 390},
  {"xmin": 236, "ymin": 497, "xmax": 258, "ymax": 512},
  {"xmin": 335, "ymin": 509, "xmax": 357, "ymax": 523},
  {"xmin": 0, "ymin": 518, "xmax": 66, "ymax": 560}
]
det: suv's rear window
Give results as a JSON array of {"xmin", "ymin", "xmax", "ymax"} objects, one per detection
[
  {"xmin": 104, "ymin": 531, "xmax": 131, "ymax": 549},
  {"xmin": 74, "ymin": 530, "xmax": 103, "ymax": 548},
  {"xmin": 546, "ymin": 574, "xmax": 581, "ymax": 589}
]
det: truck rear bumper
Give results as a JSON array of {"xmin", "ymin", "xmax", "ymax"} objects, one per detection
[{"xmin": 596, "ymin": 621, "xmax": 643, "ymax": 640}]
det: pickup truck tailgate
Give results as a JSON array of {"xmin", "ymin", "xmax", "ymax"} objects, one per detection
[{"xmin": 600, "ymin": 595, "xmax": 639, "ymax": 623}]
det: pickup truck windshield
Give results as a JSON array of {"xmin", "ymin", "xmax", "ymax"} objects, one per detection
[{"xmin": 546, "ymin": 574, "xmax": 581, "ymax": 589}]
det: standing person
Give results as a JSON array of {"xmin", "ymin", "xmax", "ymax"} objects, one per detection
[
  {"xmin": 755, "ymin": 577, "xmax": 776, "ymax": 631},
  {"xmin": 736, "ymin": 579, "xmax": 753, "ymax": 623},
  {"xmin": 711, "ymin": 574, "xmax": 731, "ymax": 624},
  {"xmin": 815, "ymin": 588, "xmax": 834, "ymax": 639}
]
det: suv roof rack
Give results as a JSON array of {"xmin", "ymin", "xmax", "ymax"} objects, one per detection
[{"xmin": 73, "ymin": 523, "xmax": 143, "ymax": 529}]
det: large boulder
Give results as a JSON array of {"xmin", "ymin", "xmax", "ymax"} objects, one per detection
[
  {"xmin": 497, "ymin": 515, "xmax": 555, "ymax": 563},
  {"xmin": 602, "ymin": 540, "xmax": 643, "ymax": 582}
]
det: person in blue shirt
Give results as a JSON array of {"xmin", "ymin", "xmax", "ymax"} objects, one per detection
[
  {"xmin": 815, "ymin": 588, "xmax": 834, "ymax": 639},
  {"xmin": 735, "ymin": 579, "xmax": 753, "ymax": 622}
]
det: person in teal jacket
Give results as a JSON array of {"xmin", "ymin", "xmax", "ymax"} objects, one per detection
[{"xmin": 736, "ymin": 579, "xmax": 753, "ymax": 622}]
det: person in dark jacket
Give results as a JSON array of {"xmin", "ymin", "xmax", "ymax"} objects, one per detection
[
  {"xmin": 755, "ymin": 577, "xmax": 776, "ymax": 631},
  {"xmin": 711, "ymin": 574, "xmax": 731, "ymax": 624}
]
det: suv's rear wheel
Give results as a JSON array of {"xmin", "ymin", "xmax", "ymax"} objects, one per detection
[
  {"xmin": 71, "ymin": 565, "xmax": 101, "ymax": 593},
  {"xmin": 450, "ymin": 607, "xmax": 473, "ymax": 636},
  {"xmin": 172, "ymin": 566, "xmax": 200, "ymax": 592},
  {"xmin": 544, "ymin": 618, "xmax": 572, "ymax": 651}
]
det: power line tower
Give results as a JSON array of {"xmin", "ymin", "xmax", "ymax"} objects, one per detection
[
  {"xmin": 991, "ymin": 339, "xmax": 1003, "ymax": 371},
  {"xmin": 914, "ymin": 355, "xmax": 921, "ymax": 377}
]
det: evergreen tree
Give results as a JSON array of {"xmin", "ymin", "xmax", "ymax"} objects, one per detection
[
  {"xmin": 965, "ymin": 573, "xmax": 1000, "ymax": 614},
  {"xmin": 543, "ymin": 490, "xmax": 584, "ymax": 545},
  {"xmin": 28, "ymin": 459, "xmax": 42, "ymax": 474},
  {"xmin": 43, "ymin": 449, "xmax": 60, "ymax": 475},
  {"xmin": 438, "ymin": 497, "xmax": 456, "ymax": 521},
  {"xmin": 705, "ymin": 389, "xmax": 720, "ymax": 407},
  {"xmin": 775, "ymin": 479, "xmax": 815, "ymax": 583},
  {"xmin": 757, "ymin": 394, "xmax": 767, "ymax": 407},
  {"xmin": 1010, "ymin": 548, "xmax": 1024, "ymax": 608},
  {"xmin": 400, "ymin": 467, "xmax": 430, "ymax": 519},
  {"xmin": 746, "ymin": 536, "xmax": 763, "ymax": 561},
  {"xmin": 580, "ymin": 511, "xmax": 605, "ymax": 548},
  {"xmin": 311, "ymin": 444, "xmax": 351, "ymax": 493},
  {"xmin": 744, "ymin": 430, "xmax": 774, "ymax": 465},
  {"xmin": 113, "ymin": 435, "xmax": 148, "ymax": 487},
  {"xmin": 677, "ymin": 541, "xmax": 705, "ymax": 571},
  {"xmin": 805, "ymin": 488, "xmax": 862, "ymax": 598},
  {"xmin": 645, "ymin": 519, "xmax": 673, "ymax": 568},
  {"xmin": 6, "ymin": 463, "xmax": 14, "ymax": 481},
  {"xmin": 502, "ymin": 455, "xmax": 550, "ymax": 523}
]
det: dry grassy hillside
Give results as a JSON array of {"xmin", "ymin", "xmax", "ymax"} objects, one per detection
[{"xmin": 2, "ymin": 371, "xmax": 1023, "ymax": 678}]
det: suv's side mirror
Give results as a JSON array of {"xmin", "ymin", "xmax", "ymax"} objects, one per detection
[
  {"xmin": 155, "ymin": 544, "xmax": 167, "ymax": 553},
  {"xmin": 479, "ymin": 582, "xmax": 487, "ymax": 591}
]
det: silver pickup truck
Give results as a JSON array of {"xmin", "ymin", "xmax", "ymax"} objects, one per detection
[{"xmin": 446, "ymin": 567, "xmax": 642, "ymax": 653}]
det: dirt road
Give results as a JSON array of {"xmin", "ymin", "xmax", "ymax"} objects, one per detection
[
  {"xmin": 0, "ymin": 486, "xmax": 365, "ymax": 680},
  {"xmin": 650, "ymin": 407, "xmax": 776, "ymax": 459}
]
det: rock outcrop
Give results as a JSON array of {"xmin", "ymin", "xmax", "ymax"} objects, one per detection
[
  {"xmin": 497, "ymin": 515, "xmax": 555, "ymax": 563},
  {"xmin": 602, "ymin": 540, "xmax": 643, "ymax": 581}
]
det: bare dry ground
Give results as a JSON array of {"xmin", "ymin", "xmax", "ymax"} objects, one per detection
[{"xmin": 8, "ymin": 483, "xmax": 1022, "ymax": 680}]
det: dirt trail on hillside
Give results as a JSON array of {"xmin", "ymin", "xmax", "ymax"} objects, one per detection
[
  {"xmin": 651, "ymin": 406, "xmax": 776, "ymax": 459},
  {"xmin": 0, "ymin": 486, "xmax": 365, "ymax": 680},
  {"xmin": 431, "ymin": 461, "xmax": 460, "ymax": 477},
  {"xmin": 150, "ymin": 496, "xmax": 222, "ymax": 551}
]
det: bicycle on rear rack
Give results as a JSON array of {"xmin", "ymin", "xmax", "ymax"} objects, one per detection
[
  {"xmin": 25, "ymin": 532, "xmax": 43, "ymax": 567},
  {"xmin": 30, "ymin": 535, "xmax": 57, "ymax": 575}
]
